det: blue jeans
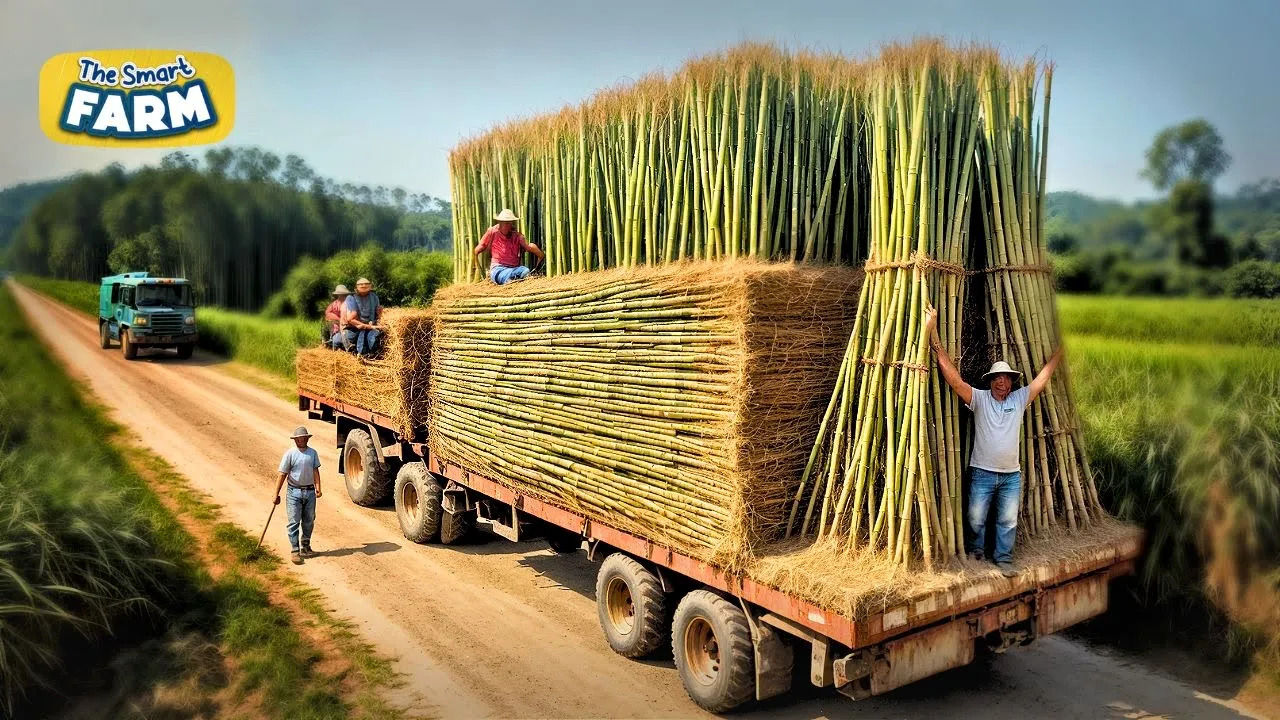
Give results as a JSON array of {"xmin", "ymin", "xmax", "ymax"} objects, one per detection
[
  {"xmin": 967, "ymin": 469, "xmax": 1021, "ymax": 563},
  {"xmin": 329, "ymin": 331, "xmax": 344, "ymax": 349},
  {"xmin": 342, "ymin": 327, "xmax": 381, "ymax": 354},
  {"xmin": 490, "ymin": 264, "xmax": 531, "ymax": 285},
  {"xmin": 285, "ymin": 485, "xmax": 317, "ymax": 552}
]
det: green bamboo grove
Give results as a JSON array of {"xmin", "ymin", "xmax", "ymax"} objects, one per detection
[{"xmin": 448, "ymin": 39, "xmax": 1105, "ymax": 566}]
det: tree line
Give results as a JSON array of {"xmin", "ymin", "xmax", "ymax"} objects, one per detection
[
  {"xmin": 1047, "ymin": 119, "xmax": 1280, "ymax": 297},
  {"xmin": 4, "ymin": 147, "xmax": 453, "ymax": 310}
]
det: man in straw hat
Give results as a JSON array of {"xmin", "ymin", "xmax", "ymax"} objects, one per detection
[
  {"xmin": 274, "ymin": 426, "xmax": 323, "ymax": 564},
  {"xmin": 325, "ymin": 284, "xmax": 351, "ymax": 348},
  {"xmin": 341, "ymin": 277, "xmax": 383, "ymax": 355},
  {"xmin": 474, "ymin": 208, "xmax": 544, "ymax": 285},
  {"xmin": 925, "ymin": 307, "xmax": 1063, "ymax": 577}
]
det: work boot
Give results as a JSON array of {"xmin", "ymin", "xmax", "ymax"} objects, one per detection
[
  {"xmin": 301, "ymin": 545, "xmax": 314, "ymax": 559},
  {"xmin": 291, "ymin": 551, "xmax": 303, "ymax": 565},
  {"xmin": 967, "ymin": 550, "xmax": 984, "ymax": 562},
  {"xmin": 997, "ymin": 561, "xmax": 1017, "ymax": 578}
]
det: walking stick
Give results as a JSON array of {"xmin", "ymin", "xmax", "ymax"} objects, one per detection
[{"xmin": 256, "ymin": 500, "xmax": 279, "ymax": 552}]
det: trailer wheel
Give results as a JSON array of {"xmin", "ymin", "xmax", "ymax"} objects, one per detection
[
  {"xmin": 343, "ymin": 428, "xmax": 391, "ymax": 506},
  {"xmin": 439, "ymin": 508, "xmax": 474, "ymax": 545},
  {"xmin": 175, "ymin": 343, "xmax": 194, "ymax": 359},
  {"xmin": 394, "ymin": 462, "xmax": 441, "ymax": 543},
  {"xmin": 546, "ymin": 526, "xmax": 583, "ymax": 554},
  {"xmin": 672, "ymin": 590, "xmax": 756, "ymax": 713},
  {"xmin": 99, "ymin": 322, "xmax": 112, "ymax": 349},
  {"xmin": 121, "ymin": 330, "xmax": 138, "ymax": 360},
  {"xmin": 596, "ymin": 553, "xmax": 669, "ymax": 659}
]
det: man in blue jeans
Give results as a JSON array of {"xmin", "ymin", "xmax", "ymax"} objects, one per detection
[
  {"xmin": 273, "ymin": 426, "xmax": 323, "ymax": 564},
  {"xmin": 925, "ymin": 307, "xmax": 1062, "ymax": 577}
]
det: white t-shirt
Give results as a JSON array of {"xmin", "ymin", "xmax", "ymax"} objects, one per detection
[{"xmin": 967, "ymin": 386, "xmax": 1030, "ymax": 473}]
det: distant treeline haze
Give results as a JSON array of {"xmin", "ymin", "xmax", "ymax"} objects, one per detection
[{"xmin": 5, "ymin": 147, "xmax": 452, "ymax": 310}]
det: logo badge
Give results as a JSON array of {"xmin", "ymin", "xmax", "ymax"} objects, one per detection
[{"xmin": 40, "ymin": 50, "xmax": 235, "ymax": 147}]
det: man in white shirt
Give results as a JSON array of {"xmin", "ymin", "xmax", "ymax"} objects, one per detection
[{"xmin": 924, "ymin": 307, "xmax": 1062, "ymax": 577}]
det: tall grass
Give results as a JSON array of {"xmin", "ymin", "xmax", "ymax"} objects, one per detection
[
  {"xmin": 195, "ymin": 308, "xmax": 318, "ymax": 379},
  {"xmin": 1068, "ymin": 313, "xmax": 1280, "ymax": 677}
]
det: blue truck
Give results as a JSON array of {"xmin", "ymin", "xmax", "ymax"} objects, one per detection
[{"xmin": 98, "ymin": 272, "xmax": 199, "ymax": 360}]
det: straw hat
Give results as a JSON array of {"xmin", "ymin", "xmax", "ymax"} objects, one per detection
[
  {"xmin": 355, "ymin": 277, "xmax": 372, "ymax": 286},
  {"xmin": 494, "ymin": 209, "xmax": 519, "ymax": 222},
  {"xmin": 981, "ymin": 361, "xmax": 1022, "ymax": 384},
  {"xmin": 331, "ymin": 284, "xmax": 351, "ymax": 296},
  {"xmin": 290, "ymin": 426, "xmax": 312, "ymax": 439}
]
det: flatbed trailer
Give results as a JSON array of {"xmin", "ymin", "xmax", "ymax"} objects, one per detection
[{"xmin": 300, "ymin": 388, "xmax": 1142, "ymax": 713}]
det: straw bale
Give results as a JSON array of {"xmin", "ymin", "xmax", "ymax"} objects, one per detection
[
  {"xmin": 294, "ymin": 308, "xmax": 434, "ymax": 439},
  {"xmin": 428, "ymin": 260, "xmax": 863, "ymax": 565},
  {"xmin": 748, "ymin": 516, "xmax": 1143, "ymax": 620}
]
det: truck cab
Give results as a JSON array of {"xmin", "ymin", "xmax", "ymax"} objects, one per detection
[{"xmin": 98, "ymin": 272, "xmax": 199, "ymax": 360}]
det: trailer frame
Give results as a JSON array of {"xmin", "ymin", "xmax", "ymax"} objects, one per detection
[{"xmin": 299, "ymin": 389, "xmax": 1141, "ymax": 706}]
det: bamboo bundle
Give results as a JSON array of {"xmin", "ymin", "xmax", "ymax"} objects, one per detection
[
  {"xmin": 294, "ymin": 309, "xmax": 434, "ymax": 439},
  {"xmin": 450, "ymin": 43, "xmax": 869, "ymax": 281},
  {"xmin": 428, "ymin": 261, "xmax": 862, "ymax": 563},
  {"xmin": 973, "ymin": 63, "xmax": 1104, "ymax": 534}
]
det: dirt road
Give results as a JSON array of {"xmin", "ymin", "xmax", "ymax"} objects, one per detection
[{"xmin": 13, "ymin": 280, "xmax": 1265, "ymax": 719}]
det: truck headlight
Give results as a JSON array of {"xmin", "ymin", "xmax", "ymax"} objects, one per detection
[
  {"xmin": 184, "ymin": 316, "xmax": 196, "ymax": 326},
  {"xmin": 133, "ymin": 316, "xmax": 149, "ymax": 326}
]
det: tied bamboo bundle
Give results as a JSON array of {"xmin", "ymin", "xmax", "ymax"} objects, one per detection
[
  {"xmin": 783, "ymin": 48, "xmax": 983, "ymax": 569},
  {"xmin": 295, "ymin": 309, "xmax": 434, "ymax": 439},
  {"xmin": 973, "ymin": 63, "xmax": 1104, "ymax": 534},
  {"xmin": 428, "ymin": 261, "xmax": 862, "ymax": 563}
]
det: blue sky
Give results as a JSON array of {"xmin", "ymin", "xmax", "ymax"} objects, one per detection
[{"xmin": 2, "ymin": 0, "xmax": 1276, "ymax": 201}]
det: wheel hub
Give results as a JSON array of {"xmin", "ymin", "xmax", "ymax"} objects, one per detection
[
  {"xmin": 346, "ymin": 446, "xmax": 365, "ymax": 490},
  {"xmin": 605, "ymin": 577, "xmax": 636, "ymax": 636},
  {"xmin": 684, "ymin": 617, "xmax": 720, "ymax": 685},
  {"xmin": 402, "ymin": 481, "xmax": 419, "ymax": 520}
]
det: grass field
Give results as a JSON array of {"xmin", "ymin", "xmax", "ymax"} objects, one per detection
[
  {"xmin": 2, "ymin": 283, "xmax": 401, "ymax": 718},
  {"xmin": 17, "ymin": 275, "xmax": 319, "ymax": 379}
]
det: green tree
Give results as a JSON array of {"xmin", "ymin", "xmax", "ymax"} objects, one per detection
[{"xmin": 1142, "ymin": 119, "xmax": 1231, "ymax": 192}]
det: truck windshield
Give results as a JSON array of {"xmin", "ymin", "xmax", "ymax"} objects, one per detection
[{"xmin": 135, "ymin": 284, "xmax": 193, "ymax": 307}]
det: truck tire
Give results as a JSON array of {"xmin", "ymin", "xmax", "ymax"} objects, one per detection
[
  {"xmin": 672, "ymin": 590, "xmax": 756, "ymax": 713},
  {"xmin": 394, "ymin": 462, "xmax": 441, "ymax": 543},
  {"xmin": 596, "ymin": 553, "xmax": 669, "ymax": 659},
  {"xmin": 99, "ymin": 322, "xmax": 112, "ymax": 349},
  {"xmin": 439, "ymin": 508, "xmax": 474, "ymax": 545},
  {"xmin": 343, "ymin": 428, "xmax": 391, "ymax": 506},
  {"xmin": 176, "ymin": 343, "xmax": 195, "ymax": 359},
  {"xmin": 546, "ymin": 526, "xmax": 583, "ymax": 554},
  {"xmin": 121, "ymin": 330, "xmax": 138, "ymax": 360}
]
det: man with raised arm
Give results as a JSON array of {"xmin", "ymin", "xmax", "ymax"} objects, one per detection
[{"xmin": 924, "ymin": 306, "xmax": 1063, "ymax": 577}]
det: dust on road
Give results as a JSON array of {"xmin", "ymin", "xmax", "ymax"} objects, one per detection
[{"xmin": 11, "ymin": 280, "xmax": 1264, "ymax": 719}]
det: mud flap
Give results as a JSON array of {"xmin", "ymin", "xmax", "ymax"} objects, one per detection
[{"xmin": 751, "ymin": 619, "xmax": 794, "ymax": 702}]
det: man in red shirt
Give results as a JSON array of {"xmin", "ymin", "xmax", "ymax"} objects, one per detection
[
  {"xmin": 325, "ymin": 284, "xmax": 350, "ymax": 348},
  {"xmin": 473, "ymin": 209, "xmax": 545, "ymax": 284}
]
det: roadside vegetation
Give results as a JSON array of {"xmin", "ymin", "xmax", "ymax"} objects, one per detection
[{"xmin": 2, "ymin": 283, "xmax": 406, "ymax": 718}]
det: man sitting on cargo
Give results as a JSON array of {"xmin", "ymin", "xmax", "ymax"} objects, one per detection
[
  {"xmin": 473, "ymin": 208, "xmax": 545, "ymax": 285},
  {"xmin": 924, "ymin": 306, "xmax": 1063, "ymax": 578},
  {"xmin": 342, "ymin": 277, "xmax": 382, "ymax": 355},
  {"xmin": 326, "ymin": 284, "xmax": 350, "ymax": 349}
]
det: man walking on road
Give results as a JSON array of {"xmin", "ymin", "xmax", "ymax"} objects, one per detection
[
  {"xmin": 474, "ymin": 209, "xmax": 545, "ymax": 285},
  {"xmin": 342, "ymin": 277, "xmax": 382, "ymax": 355},
  {"xmin": 924, "ymin": 306, "xmax": 1062, "ymax": 577},
  {"xmin": 274, "ymin": 426, "xmax": 323, "ymax": 564}
]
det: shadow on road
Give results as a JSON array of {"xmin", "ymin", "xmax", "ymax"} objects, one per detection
[{"xmin": 312, "ymin": 541, "xmax": 400, "ymax": 558}]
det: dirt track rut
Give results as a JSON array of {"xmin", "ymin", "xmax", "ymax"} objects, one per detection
[{"xmin": 12, "ymin": 280, "xmax": 1264, "ymax": 719}]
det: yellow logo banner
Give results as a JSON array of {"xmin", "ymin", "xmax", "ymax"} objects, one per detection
[{"xmin": 39, "ymin": 50, "xmax": 235, "ymax": 147}]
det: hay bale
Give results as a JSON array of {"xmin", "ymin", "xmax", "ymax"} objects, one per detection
[
  {"xmin": 294, "ymin": 308, "xmax": 434, "ymax": 439},
  {"xmin": 428, "ymin": 261, "xmax": 863, "ymax": 564}
]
